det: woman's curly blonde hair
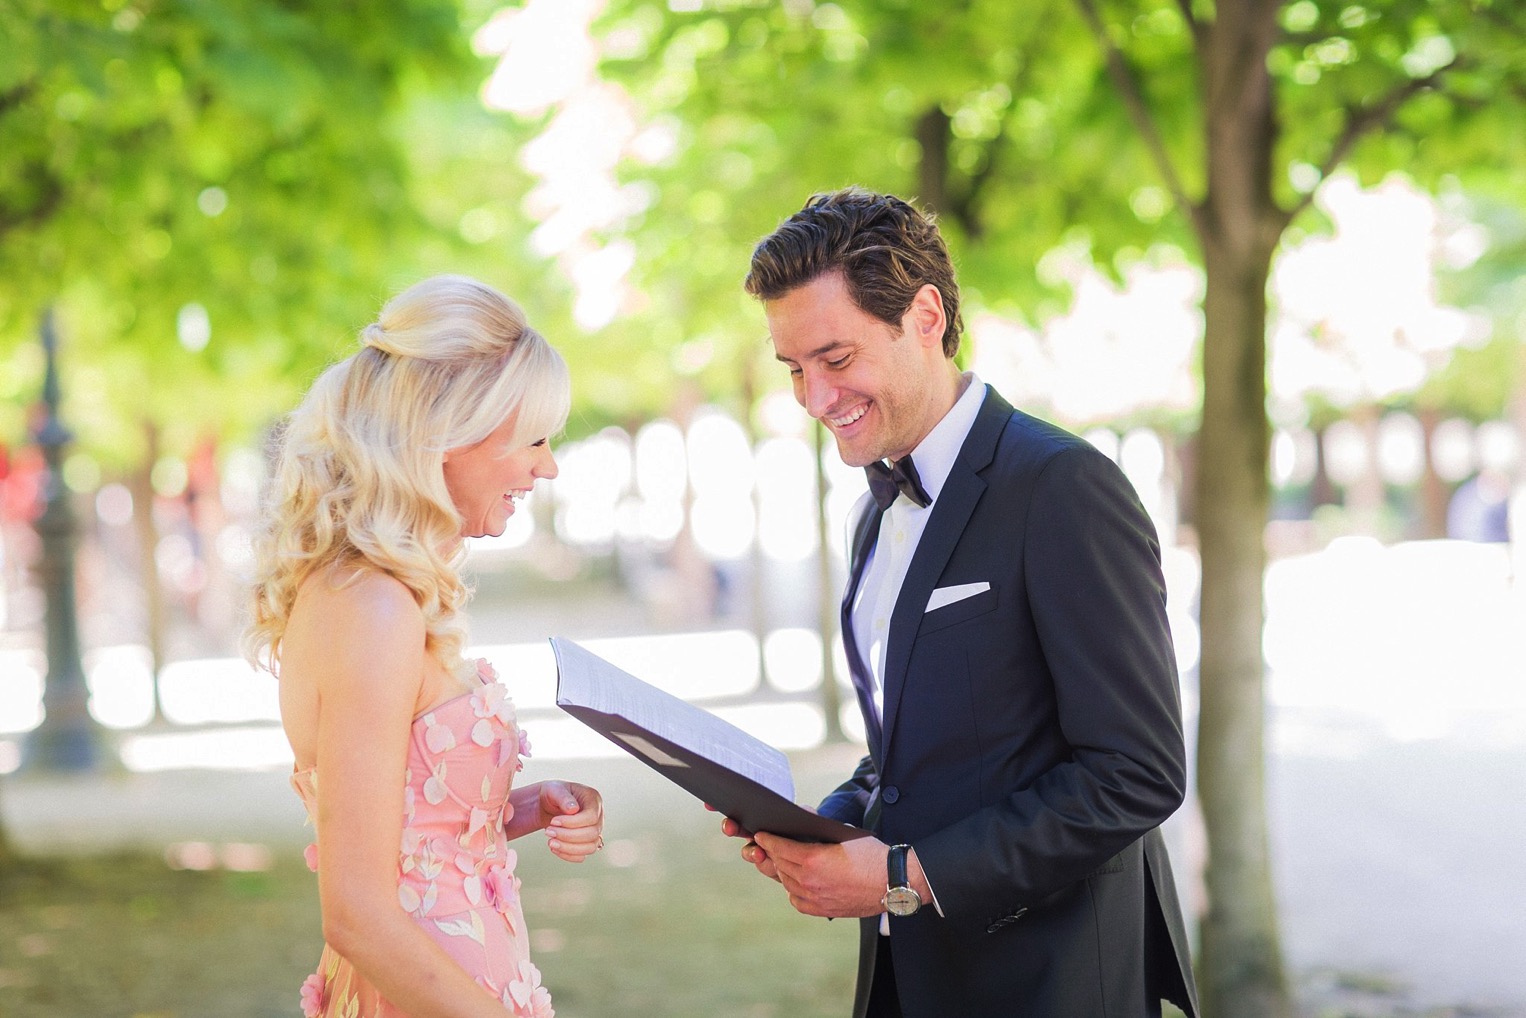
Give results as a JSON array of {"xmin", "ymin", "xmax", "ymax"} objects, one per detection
[{"xmin": 243, "ymin": 275, "xmax": 569, "ymax": 674}]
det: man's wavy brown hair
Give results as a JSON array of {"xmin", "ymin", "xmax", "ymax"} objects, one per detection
[{"xmin": 744, "ymin": 187, "xmax": 963, "ymax": 357}]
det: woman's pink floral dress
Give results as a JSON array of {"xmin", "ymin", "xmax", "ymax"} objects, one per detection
[{"xmin": 290, "ymin": 659, "xmax": 553, "ymax": 1017}]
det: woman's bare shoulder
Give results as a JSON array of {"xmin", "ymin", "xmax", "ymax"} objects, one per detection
[
  {"xmin": 288, "ymin": 564, "xmax": 425, "ymax": 653},
  {"xmin": 278, "ymin": 564, "xmax": 429, "ymax": 765}
]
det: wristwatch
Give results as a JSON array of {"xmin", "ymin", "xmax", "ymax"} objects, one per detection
[{"xmin": 882, "ymin": 843, "xmax": 922, "ymax": 917}]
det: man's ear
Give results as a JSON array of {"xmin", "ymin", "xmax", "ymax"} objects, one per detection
[{"xmin": 907, "ymin": 284, "xmax": 946, "ymax": 349}]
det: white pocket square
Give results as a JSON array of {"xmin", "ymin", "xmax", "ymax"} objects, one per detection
[{"xmin": 925, "ymin": 582, "xmax": 991, "ymax": 613}]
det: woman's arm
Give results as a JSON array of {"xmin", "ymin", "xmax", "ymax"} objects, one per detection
[{"xmin": 290, "ymin": 571, "xmax": 511, "ymax": 1018}]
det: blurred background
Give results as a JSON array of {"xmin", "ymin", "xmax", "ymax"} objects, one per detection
[{"xmin": 1, "ymin": 1, "xmax": 1523, "ymax": 1016}]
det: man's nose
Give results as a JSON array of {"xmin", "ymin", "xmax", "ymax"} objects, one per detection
[{"xmin": 800, "ymin": 370, "xmax": 836, "ymax": 419}]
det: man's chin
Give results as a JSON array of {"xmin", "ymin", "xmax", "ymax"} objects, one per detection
[{"xmin": 833, "ymin": 438, "xmax": 881, "ymax": 469}]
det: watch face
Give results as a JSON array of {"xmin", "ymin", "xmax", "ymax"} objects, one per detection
[{"xmin": 884, "ymin": 886, "xmax": 921, "ymax": 917}]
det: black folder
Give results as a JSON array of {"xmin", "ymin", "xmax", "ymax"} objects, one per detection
[{"xmin": 550, "ymin": 636, "xmax": 867, "ymax": 844}]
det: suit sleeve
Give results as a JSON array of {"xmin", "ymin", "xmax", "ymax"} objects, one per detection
[
  {"xmin": 913, "ymin": 444, "xmax": 1188, "ymax": 916},
  {"xmin": 817, "ymin": 753, "xmax": 877, "ymax": 827}
]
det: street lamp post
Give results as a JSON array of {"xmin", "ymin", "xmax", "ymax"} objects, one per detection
[{"xmin": 21, "ymin": 309, "xmax": 112, "ymax": 773}]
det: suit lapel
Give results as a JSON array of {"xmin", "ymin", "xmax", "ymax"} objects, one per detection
[
  {"xmin": 879, "ymin": 387, "xmax": 1013, "ymax": 760},
  {"xmin": 840, "ymin": 496, "xmax": 884, "ymax": 755}
]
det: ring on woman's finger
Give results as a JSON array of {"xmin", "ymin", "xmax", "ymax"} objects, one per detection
[{"xmin": 596, "ymin": 836, "xmax": 604, "ymax": 851}]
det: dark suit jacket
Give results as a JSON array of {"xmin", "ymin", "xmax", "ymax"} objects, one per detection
[{"xmin": 819, "ymin": 387, "xmax": 1199, "ymax": 1018}]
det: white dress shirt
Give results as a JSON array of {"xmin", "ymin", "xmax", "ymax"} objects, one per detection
[{"xmin": 850, "ymin": 372, "xmax": 985, "ymax": 714}]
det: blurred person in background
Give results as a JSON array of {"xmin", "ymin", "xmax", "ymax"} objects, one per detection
[
  {"xmin": 245, "ymin": 275, "xmax": 602, "ymax": 1018},
  {"xmin": 722, "ymin": 189, "xmax": 1198, "ymax": 1018},
  {"xmin": 1447, "ymin": 466, "xmax": 1512, "ymax": 543}
]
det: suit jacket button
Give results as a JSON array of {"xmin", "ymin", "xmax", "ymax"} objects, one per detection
[{"xmin": 882, "ymin": 786, "xmax": 900, "ymax": 804}]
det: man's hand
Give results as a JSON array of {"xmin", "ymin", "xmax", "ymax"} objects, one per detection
[
  {"xmin": 712, "ymin": 807, "xmax": 780, "ymax": 881},
  {"xmin": 752, "ymin": 832, "xmax": 889, "ymax": 918}
]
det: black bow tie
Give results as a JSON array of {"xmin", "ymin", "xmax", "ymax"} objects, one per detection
[{"xmin": 865, "ymin": 456, "xmax": 931, "ymax": 511}]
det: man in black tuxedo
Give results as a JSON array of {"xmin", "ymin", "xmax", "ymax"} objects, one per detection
[{"xmin": 723, "ymin": 188, "xmax": 1199, "ymax": 1017}]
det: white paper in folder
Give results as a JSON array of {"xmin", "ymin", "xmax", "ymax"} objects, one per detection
[{"xmin": 550, "ymin": 636, "xmax": 795, "ymax": 801}]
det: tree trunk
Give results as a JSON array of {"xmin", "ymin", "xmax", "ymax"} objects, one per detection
[
  {"xmin": 1195, "ymin": 237, "xmax": 1289, "ymax": 1018},
  {"xmin": 916, "ymin": 107, "xmax": 952, "ymax": 216},
  {"xmin": 0, "ymin": 816, "xmax": 14, "ymax": 867},
  {"xmin": 1194, "ymin": 4, "xmax": 1293, "ymax": 1016},
  {"xmin": 1309, "ymin": 423, "xmax": 1339, "ymax": 511},
  {"xmin": 1416, "ymin": 410, "xmax": 1450, "ymax": 540},
  {"xmin": 128, "ymin": 423, "xmax": 168, "ymax": 723},
  {"xmin": 1344, "ymin": 404, "xmax": 1385, "ymax": 535}
]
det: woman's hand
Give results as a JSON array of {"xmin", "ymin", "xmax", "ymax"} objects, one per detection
[{"xmin": 536, "ymin": 780, "xmax": 604, "ymax": 863}]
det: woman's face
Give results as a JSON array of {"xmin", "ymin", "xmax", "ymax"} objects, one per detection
[{"xmin": 442, "ymin": 413, "xmax": 558, "ymax": 539}]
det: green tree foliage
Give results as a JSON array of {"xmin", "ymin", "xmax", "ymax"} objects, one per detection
[
  {"xmin": 1424, "ymin": 193, "xmax": 1526, "ymax": 420},
  {"xmin": 0, "ymin": 0, "xmax": 484, "ymax": 463},
  {"xmin": 578, "ymin": 2, "xmax": 1526, "ymax": 1016},
  {"xmin": 587, "ymin": 0, "xmax": 1525, "ymax": 360}
]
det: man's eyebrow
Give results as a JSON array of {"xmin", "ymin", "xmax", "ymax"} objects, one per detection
[{"xmin": 775, "ymin": 341, "xmax": 846, "ymax": 364}]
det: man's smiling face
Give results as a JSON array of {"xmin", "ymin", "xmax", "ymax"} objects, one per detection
[{"xmin": 767, "ymin": 271, "xmax": 949, "ymax": 468}]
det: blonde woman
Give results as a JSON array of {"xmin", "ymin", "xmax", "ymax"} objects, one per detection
[{"xmin": 246, "ymin": 275, "xmax": 602, "ymax": 1018}]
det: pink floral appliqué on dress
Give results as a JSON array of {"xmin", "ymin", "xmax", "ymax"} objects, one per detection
[{"xmin": 290, "ymin": 658, "xmax": 549, "ymax": 1017}]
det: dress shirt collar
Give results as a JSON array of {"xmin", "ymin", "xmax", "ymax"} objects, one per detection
[{"xmin": 903, "ymin": 371, "xmax": 985, "ymax": 508}]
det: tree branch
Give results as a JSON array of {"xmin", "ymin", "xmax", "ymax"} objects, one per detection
[
  {"xmin": 916, "ymin": 106, "xmax": 954, "ymax": 223},
  {"xmin": 948, "ymin": 21, "xmax": 1051, "ymax": 239},
  {"xmin": 1284, "ymin": 60, "xmax": 1459, "ymax": 225},
  {"xmin": 0, "ymin": 166, "xmax": 63, "ymax": 240},
  {"xmin": 953, "ymin": 137, "xmax": 1001, "ymax": 238},
  {"xmin": 1073, "ymin": 0, "xmax": 1205, "ymax": 236},
  {"xmin": 1279, "ymin": 30, "xmax": 1333, "ymax": 48},
  {"xmin": 0, "ymin": 80, "xmax": 37, "ymax": 118},
  {"xmin": 1174, "ymin": 0, "xmax": 1206, "ymax": 48},
  {"xmin": 1474, "ymin": 1, "xmax": 1526, "ymax": 37}
]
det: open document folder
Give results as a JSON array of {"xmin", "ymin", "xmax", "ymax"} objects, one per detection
[{"xmin": 550, "ymin": 637, "xmax": 868, "ymax": 844}]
